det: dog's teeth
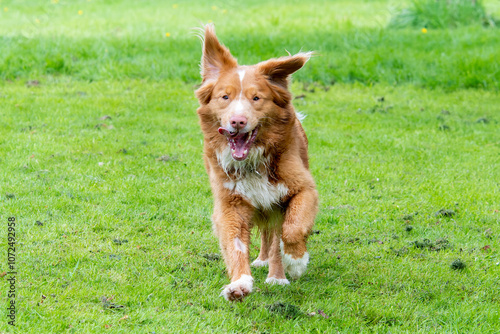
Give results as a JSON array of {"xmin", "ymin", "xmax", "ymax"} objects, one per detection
[{"xmin": 243, "ymin": 149, "xmax": 248, "ymax": 155}]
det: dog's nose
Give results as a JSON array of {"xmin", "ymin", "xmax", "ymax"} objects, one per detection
[{"xmin": 230, "ymin": 115, "xmax": 247, "ymax": 130}]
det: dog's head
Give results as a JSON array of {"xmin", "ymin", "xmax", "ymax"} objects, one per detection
[{"xmin": 195, "ymin": 24, "xmax": 311, "ymax": 161}]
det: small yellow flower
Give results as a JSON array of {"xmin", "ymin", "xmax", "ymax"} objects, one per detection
[
  {"xmin": 222, "ymin": 9, "xmax": 227, "ymax": 14},
  {"xmin": 35, "ymin": 18, "xmax": 40, "ymax": 24},
  {"xmin": 208, "ymin": 19, "xmax": 212, "ymax": 23},
  {"xmin": 173, "ymin": 4, "xmax": 178, "ymax": 9},
  {"xmin": 421, "ymin": 28, "xmax": 427, "ymax": 34},
  {"xmin": 211, "ymin": 5, "xmax": 217, "ymax": 10},
  {"xmin": 78, "ymin": 10, "xmax": 83, "ymax": 15},
  {"xmin": 165, "ymin": 32, "xmax": 171, "ymax": 37},
  {"xmin": 51, "ymin": 0, "xmax": 59, "ymax": 4},
  {"xmin": 3, "ymin": 7, "xmax": 8, "ymax": 12}
]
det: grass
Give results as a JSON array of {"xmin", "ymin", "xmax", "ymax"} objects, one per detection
[
  {"xmin": 0, "ymin": 0, "xmax": 500, "ymax": 89},
  {"xmin": 1, "ymin": 0, "xmax": 500, "ymax": 333},
  {"xmin": 389, "ymin": 0, "xmax": 498, "ymax": 29}
]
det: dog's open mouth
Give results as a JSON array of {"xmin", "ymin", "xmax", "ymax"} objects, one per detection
[{"xmin": 218, "ymin": 127, "xmax": 259, "ymax": 161}]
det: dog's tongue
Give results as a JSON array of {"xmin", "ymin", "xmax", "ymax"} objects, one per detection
[
  {"xmin": 218, "ymin": 127, "xmax": 255, "ymax": 161},
  {"xmin": 218, "ymin": 127, "xmax": 233, "ymax": 136}
]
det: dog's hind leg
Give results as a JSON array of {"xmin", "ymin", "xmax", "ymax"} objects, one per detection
[
  {"xmin": 251, "ymin": 229, "xmax": 270, "ymax": 267},
  {"xmin": 281, "ymin": 187, "xmax": 318, "ymax": 280},
  {"xmin": 265, "ymin": 229, "xmax": 289, "ymax": 285}
]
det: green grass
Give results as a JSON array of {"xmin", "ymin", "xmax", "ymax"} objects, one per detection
[
  {"xmin": 389, "ymin": 0, "xmax": 498, "ymax": 29},
  {"xmin": 0, "ymin": 0, "xmax": 500, "ymax": 89},
  {"xmin": 1, "ymin": 0, "xmax": 500, "ymax": 333}
]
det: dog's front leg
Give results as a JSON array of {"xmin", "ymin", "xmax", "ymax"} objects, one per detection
[
  {"xmin": 213, "ymin": 197, "xmax": 254, "ymax": 301},
  {"xmin": 281, "ymin": 187, "xmax": 318, "ymax": 279}
]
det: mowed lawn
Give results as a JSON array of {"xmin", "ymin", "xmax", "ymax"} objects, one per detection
[{"xmin": 1, "ymin": 0, "xmax": 500, "ymax": 333}]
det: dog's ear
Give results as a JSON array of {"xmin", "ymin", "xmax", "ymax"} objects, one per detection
[
  {"xmin": 257, "ymin": 52, "xmax": 312, "ymax": 108},
  {"xmin": 195, "ymin": 81, "xmax": 215, "ymax": 105},
  {"xmin": 257, "ymin": 52, "xmax": 312, "ymax": 89},
  {"xmin": 199, "ymin": 24, "xmax": 238, "ymax": 82}
]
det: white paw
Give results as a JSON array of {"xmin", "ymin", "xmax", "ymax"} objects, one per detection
[
  {"xmin": 251, "ymin": 259, "xmax": 269, "ymax": 267},
  {"xmin": 282, "ymin": 251, "xmax": 310, "ymax": 280},
  {"xmin": 265, "ymin": 277, "xmax": 290, "ymax": 285},
  {"xmin": 220, "ymin": 275, "xmax": 253, "ymax": 301}
]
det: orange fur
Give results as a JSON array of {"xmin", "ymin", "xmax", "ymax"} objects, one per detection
[{"xmin": 195, "ymin": 24, "xmax": 318, "ymax": 301}]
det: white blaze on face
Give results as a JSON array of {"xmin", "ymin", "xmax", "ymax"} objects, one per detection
[
  {"xmin": 234, "ymin": 99, "xmax": 244, "ymax": 115},
  {"xmin": 234, "ymin": 69, "xmax": 246, "ymax": 116},
  {"xmin": 224, "ymin": 69, "xmax": 248, "ymax": 132},
  {"xmin": 237, "ymin": 69, "xmax": 246, "ymax": 84}
]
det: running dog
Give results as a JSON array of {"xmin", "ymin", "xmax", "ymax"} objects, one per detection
[{"xmin": 195, "ymin": 24, "xmax": 318, "ymax": 301}]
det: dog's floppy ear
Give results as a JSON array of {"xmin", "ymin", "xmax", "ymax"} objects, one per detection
[
  {"xmin": 195, "ymin": 81, "xmax": 215, "ymax": 105},
  {"xmin": 257, "ymin": 52, "xmax": 312, "ymax": 88},
  {"xmin": 199, "ymin": 24, "xmax": 238, "ymax": 82},
  {"xmin": 257, "ymin": 52, "xmax": 312, "ymax": 107}
]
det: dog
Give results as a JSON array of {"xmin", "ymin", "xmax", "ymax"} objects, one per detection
[{"xmin": 195, "ymin": 24, "xmax": 318, "ymax": 301}]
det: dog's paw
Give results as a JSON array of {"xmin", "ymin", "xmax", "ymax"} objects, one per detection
[
  {"xmin": 282, "ymin": 251, "xmax": 309, "ymax": 280},
  {"xmin": 221, "ymin": 275, "xmax": 253, "ymax": 301},
  {"xmin": 280, "ymin": 240, "xmax": 310, "ymax": 280},
  {"xmin": 251, "ymin": 259, "xmax": 269, "ymax": 267},
  {"xmin": 265, "ymin": 277, "xmax": 290, "ymax": 285}
]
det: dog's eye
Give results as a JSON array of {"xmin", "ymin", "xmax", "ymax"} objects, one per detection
[
  {"xmin": 253, "ymin": 96, "xmax": 260, "ymax": 101},
  {"xmin": 222, "ymin": 95, "xmax": 229, "ymax": 100}
]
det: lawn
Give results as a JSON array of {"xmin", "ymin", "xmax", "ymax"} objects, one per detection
[{"xmin": 1, "ymin": 0, "xmax": 500, "ymax": 333}]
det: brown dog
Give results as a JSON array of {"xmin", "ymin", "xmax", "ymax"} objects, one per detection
[{"xmin": 195, "ymin": 24, "xmax": 318, "ymax": 301}]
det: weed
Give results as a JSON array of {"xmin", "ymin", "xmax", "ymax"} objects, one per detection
[
  {"xmin": 266, "ymin": 302, "xmax": 303, "ymax": 319},
  {"xmin": 100, "ymin": 296, "xmax": 125, "ymax": 310},
  {"xmin": 435, "ymin": 209, "xmax": 456, "ymax": 217},
  {"xmin": 401, "ymin": 212, "xmax": 418, "ymax": 221},
  {"xmin": 414, "ymin": 289, "xmax": 435, "ymax": 302},
  {"xmin": 451, "ymin": 259, "xmax": 467, "ymax": 270},
  {"xmin": 202, "ymin": 253, "xmax": 221, "ymax": 262},
  {"xmin": 412, "ymin": 238, "xmax": 451, "ymax": 251},
  {"xmin": 112, "ymin": 239, "xmax": 129, "ymax": 245}
]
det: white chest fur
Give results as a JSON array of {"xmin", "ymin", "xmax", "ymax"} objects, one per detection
[
  {"xmin": 217, "ymin": 147, "xmax": 288, "ymax": 210},
  {"xmin": 224, "ymin": 174, "xmax": 288, "ymax": 210}
]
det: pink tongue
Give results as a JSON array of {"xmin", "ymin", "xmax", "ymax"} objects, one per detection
[{"xmin": 218, "ymin": 127, "xmax": 231, "ymax": 136}]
